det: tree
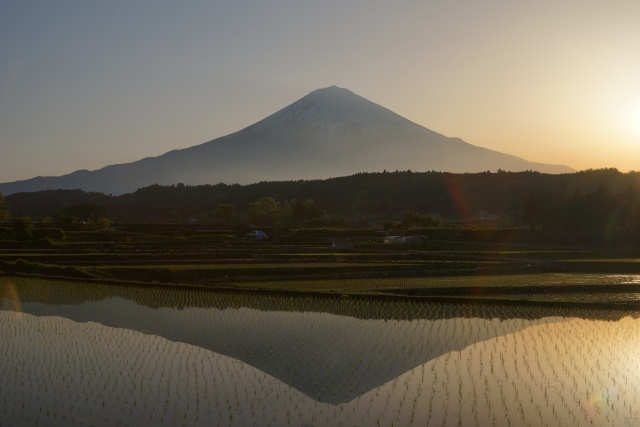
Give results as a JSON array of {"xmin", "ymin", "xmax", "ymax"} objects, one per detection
[
  {"xmin": 0, "ymin": 192, "xmax": 9, "ymax": 221},
  {"xmin": 247, "ymin": 197, "xmax": 287, "ymax": 226},
  {"xmin": 13, "ymin": 216, "xmax": 34, "ymax": 240},
  {"xmin": 620, "ymin": 185, "xmax": 640, "ymax": 229},
  {"xmin": 60, "ymin": 204, "xmax": 107, "ymax": 222},
  {"xmin": 58, "ymin": 214, "xmax": 78, "ymax": 225},
  {"xmin": 96, "ymin": 217, "xmax": 112, "ymax": 231},
  {"xmin": 401, "ymin": 210, "xmax": 440, "ymax": 229},
  {"xmin": 82, "ymin": 217, "xmax": 112, "ymax": 231},
  {"xmin": 214, "ymin": 204, "xmax": 236, "ymax": 222},
  {"xmin": 280, "ymin": 200, "xmax": 292, "ymax": 224},
  {"xmin": 585, "ymin": 184, "xmax": 616, "ymax": 228},
  {"xmin": 290, "ymin": 199, "xmax": 324, "ymax": 222}
]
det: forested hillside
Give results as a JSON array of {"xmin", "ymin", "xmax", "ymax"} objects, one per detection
[{"xmin": 4, "ymin": 169, "xmax": 640, "ymax": 229}]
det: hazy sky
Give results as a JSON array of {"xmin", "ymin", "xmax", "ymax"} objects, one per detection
[{"xmin": 2, "ymin": 0, "xmax": 640, "ymax": 183}]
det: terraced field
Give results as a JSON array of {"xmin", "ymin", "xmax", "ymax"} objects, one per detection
[
  {"xmin": 1, "ymin": 224, "xmax": 640, "ymax": 306},
  {"xmin": 2, "ymin": 277, "xmax": 640, "ymax": 426}
]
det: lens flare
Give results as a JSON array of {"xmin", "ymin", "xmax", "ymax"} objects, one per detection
[
  {"xmin": 1, "ymin": 281, "xmax": 23, "ymax": 318},
  {"xmin": 444, "ymin": 173, "xmax": 471, "ymax": 225},
  {"xmin": 581, "ymin": 386, "xmax": 617, "ymax": 420}
]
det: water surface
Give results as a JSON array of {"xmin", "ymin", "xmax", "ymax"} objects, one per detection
[{"xmin": 2, "ymin": 277, "xmax": 639, "ymax": 426}]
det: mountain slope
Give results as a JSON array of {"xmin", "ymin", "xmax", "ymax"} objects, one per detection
[{"xmin": 0, "ymin": 86, "xmax": 574, "ymax": 195}]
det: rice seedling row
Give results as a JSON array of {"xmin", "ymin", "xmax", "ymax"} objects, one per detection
[{"xmin": 3, "ymin": 278, "xmax": 640, "ymax": 425}]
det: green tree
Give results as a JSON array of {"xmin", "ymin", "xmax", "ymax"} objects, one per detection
[{"xmin": 247, "ymin": 197, "xmax": 288, "ymax": 226}]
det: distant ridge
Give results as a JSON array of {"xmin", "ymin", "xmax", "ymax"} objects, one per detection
[{"xmin": 0, "ymin": 86, "xmax": 574, "ymax": 195}]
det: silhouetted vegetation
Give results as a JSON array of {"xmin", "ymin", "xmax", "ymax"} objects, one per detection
[
  {"xmin": 213, "ymin": 204, "xmax": 236, "ymax": 222},
  {"xmin": 524, "ymin": 183, "xmax": 640, "ymax": 230},
  {"xmin": 247, "ymin": 197, "xmax": 291, "ymax": 226},
  {"xmin": 58, "ymin": 203, "xmax": 108, "ymax": 223},
  {"xmin": 401, "ymin": 210, "xmax": 441, "ymax": 229},
  {"xmin": 4, "ymin": 169, "xmax": 640, "ymax": 229},
  {"xmin": 0, "ymin": 192, "xmax": 9, "ymax": 221},
  {"xmin": 13, "ymin": 217, "xmax": 34, "ymax": 240}
]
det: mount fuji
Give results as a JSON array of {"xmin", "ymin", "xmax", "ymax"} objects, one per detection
[{"xmin": 0, "ymin": 86, "xmax": 573, "ymax": 195}]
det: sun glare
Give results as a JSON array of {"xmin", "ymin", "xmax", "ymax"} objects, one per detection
[{"xmin": 625, "ymin": 103, "xmax": 640, "ymax": 138}]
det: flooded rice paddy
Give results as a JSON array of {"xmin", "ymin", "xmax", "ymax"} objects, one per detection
[{"xmin": 2, "ymin": 277, "xmax": 640, "ymax": 426}]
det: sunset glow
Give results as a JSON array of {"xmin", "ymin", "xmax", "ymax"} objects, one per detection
[
  {"xmin": 632, "ymin": 109, "xmax": 640, "ymax": 138},
  {"xmin": 1, "ymin": 1, "xmax": 640, "ymax": 183}
]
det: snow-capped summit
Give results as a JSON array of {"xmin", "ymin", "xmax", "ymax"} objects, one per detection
[
  {"xmin": 0, "ymin": 86, "xmax": 574, "ymax": 195},
  {"xmin": 253, "ymin": 85, "xmax": 428, "ymax": 139}
]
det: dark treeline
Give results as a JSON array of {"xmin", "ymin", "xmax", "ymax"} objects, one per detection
[
  {"xmin": 524, "ymin": 183, "xmax": 640, "ymax": 229},
  {"xmin": 4, "ymin": 168, "xmax": 640, "ymax": 228}
]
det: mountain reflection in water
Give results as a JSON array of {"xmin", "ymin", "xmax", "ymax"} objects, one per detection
[{"xmin": 2, "ymin": 278, "xmax": 640, "ymax": 426}]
